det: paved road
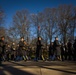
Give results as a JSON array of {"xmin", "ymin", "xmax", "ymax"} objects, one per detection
[{"xmin": 0, "ymin": 61, "xmax": 76, "ymax": 75}]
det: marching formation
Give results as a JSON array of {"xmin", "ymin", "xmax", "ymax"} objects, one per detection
[{"xmin": 0, "ymin": 36, "xmax": 76, "ymax": 65}]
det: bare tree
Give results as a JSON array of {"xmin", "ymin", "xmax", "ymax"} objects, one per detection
[
  {"xmin": 0, "ymin": 27, "xmax": 6, "ymax": 37},
  {"xmin": 9, "ymin": 10, "xmax": 31, "ymax": 43},
  {"xmin": 43, "ymin": 8, "xmax": 58, "ymax": 43},
  {"xmin": 57, "ymin": 5, "xmax": 74, "ymax": 44},
  {"xmin": 0, "ymin": 6, "xmax": 5, "ymax": 26},
  {"xmin": 7, "ymin": 26, "xmax": 19, "ymax": 42},
  {"xmin": 69, "ymin": 6, "xmax": 76, "ymax": 40},
  {"xmin": 31, "ymin": 13, "xmax": 40, "ymax": 38},
  {"xmin": 0, "ymin": 6, "xmax": 6, "ymax": 37},
  {"xmin": 7, "ymin": 5, "xmax": 76, "ymax": 45}
]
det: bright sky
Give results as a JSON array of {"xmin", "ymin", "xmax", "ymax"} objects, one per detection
[{"xmin": 0, "ymin": 0, "xmax": 76, "ymax": 28}]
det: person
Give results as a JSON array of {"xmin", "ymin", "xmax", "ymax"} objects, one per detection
[
  {"xmin": 5, "ymin": 44, "xmax": 11, "ymax": 61},
  {"xmin": 11, "ymin": 42, "xmax": 16, "ymax": 60},
  {"xmin": 18, "ymin": 37, "xmax": 25, "ymax": 61},
  {"xmin": 64, "ymin": 43, "xmax": 68, "ymax": 60},
  {"xmin": 53, "ymin": 37, "xmax": 61, "ymax": 60},
  {"xmin": 22, "ymin": 40, "xmax": 28, "ymax": 61},
  {"xmin": 61, "ymin": 43, "xmax": 65, "ymax": 61},
  {"xmin": 15, "ymin": 44, "xmax": 19, "ymax": 61},
  {"xmin": 0, "ymin": 36, "xmax": 6, "ymax": 65},
  {"xmin": 67, "ymin": 39, "xmax": 72, "ymax": 60},
  {"xmin": 73, "ymin": 39, "xmax": 76, "ymax": 61},
  {"xmin": 49, "ymin": 42, "xmax": 55, "ymax": 61},
  {"xmin": 35, "ymin": 37, "xmax": 42, "ymax": 61}
]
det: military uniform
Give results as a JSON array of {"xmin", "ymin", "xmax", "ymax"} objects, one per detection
[
  {"xmin": 19, "ymin": 41, "xmax": 24, "ymax": 57},
  {"xmin": 53, "ymin": 40, "xmax": 61, "ymax": 60},
  {"xmin": 36, "ymin": 39, "xmax": 42, "ymax": 61},
  {"xmin": 11, "ymin": 44, "xmax": 16, "ymax": 60},
  {"xmin": 73, "ymin": 40, "xmax": 76, "ymax": 61},
  {"xmin": 0, "ymin": 38, "xmax": 5, "ymax": 64}
]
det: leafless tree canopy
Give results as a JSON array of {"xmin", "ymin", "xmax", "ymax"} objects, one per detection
[
  {"xmin": 8, "ymin": 10, "xmax": 31, "ymax": 43},
  {"xmin": 0, "ymin": 6, "xmax": 6, "ymax": 37},
  {"xmin": 0, "ymin": 5, "xmax": 76, "ymax": 45}
]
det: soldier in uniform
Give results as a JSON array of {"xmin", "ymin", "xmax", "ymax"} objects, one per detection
[
  {"xmin": 18, "ymin": 37, "xmax": 25, "ymax": 61},
  {"xmin": 67, "ymin": 40, "xmax": 72, "ymax": 60},
  {"xmin": 35, "ymin": 37, "xmax": 42, "ymax": 61},
  {"xmin": 22, "ymin": 40, "xmax": 28, "ymax": 61},
  {"xmin": 49, "ymin": 42, "xmax": 55, "ymax": 61},
  {"xmin": 0, "ymin": 36, "xmax": 6, "ymax": 65},
  {"xmin": 64, "ymin": 43, "xmax": 68, "ymax": 60},
  {"xmin": 73, "ymin": 39, "xmax": 76, "ymax": 61},
  {"xmin": 53, "ymin": 37, "xmax": 61, "ymax": 60},
  {"xmin": 11, "ymin": 42, "xmax": 16, "ymax": 60},
  {"xmin": 61, "ymin": 43, "xmax": 65, "ymax": 61},
  {"xmin": 5, "ymin": 44, "xmax": 11, "ymax": 61}
]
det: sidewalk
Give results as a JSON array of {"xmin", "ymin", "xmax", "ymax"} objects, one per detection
[{"xmin": 0, "ymin": 61, "xmax": 76, "ymax": 75}]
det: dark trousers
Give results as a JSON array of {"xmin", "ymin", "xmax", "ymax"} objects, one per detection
[
  {"xmin": 36, "ymin": 50, "xmax": 39, "ymax": 60},
  {"xmin": 65, "ymin": 52, "xmax": 68, "ymax": 60},
  {"xmin": 0, "ymin": 54, "xmax": 2, "ymax": 65},
  {"xmin": 68, "ymin": 51, "xmax": 72, "ymax": 60},
  {"xmin": 73, "ymin": 50, "xmax": 76, "ymax": 61}
]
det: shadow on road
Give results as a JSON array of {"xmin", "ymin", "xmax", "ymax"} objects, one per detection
[
  {"xmin": 9, "ymin": 61, "xmax": 76, "ymax": 75},
  {"xmin": 9, "ymin": 61, "xmax": 76, "ymax": 67},
  {"xmin": 0, "ymin": 61, "xmax": 76, "ymax": 75},
  {"xmin": 39, "ymin": 66, "xmax": 76, "ymax": 75},
  {"xmin": 0, "ymin": 64, "xmax": 34, "ymax": 75}
]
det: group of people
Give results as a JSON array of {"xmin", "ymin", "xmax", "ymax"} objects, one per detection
[
  {"xmin": 48, "ymin": 37, "xmax": 76, "ymax": 61},
  {"xmin": 0, "ymin": 36, "xmax": 30, "ymax": 64},
  {"xmin": 0, "ymin": 36, "xmax": 76, "ymax": 65},
  {"xmin": 35, "ymin": 37, "xmax": 76, "ymax": 61}
]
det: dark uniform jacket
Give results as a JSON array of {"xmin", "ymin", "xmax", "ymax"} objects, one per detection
[
  {"xmin": 18, "ymin": 41, "xmax": 24, "ymax": 56},
  {"xmin": 37, "ymin": 40, "xmax": 42, "ymax": 51},
  {"xmin": 0, "ymin": 40, "xmax": 5, "ymax": 54},
  {"xmin": 53, "ymin": 40, "xmax": 61, "ymax": 56}
]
